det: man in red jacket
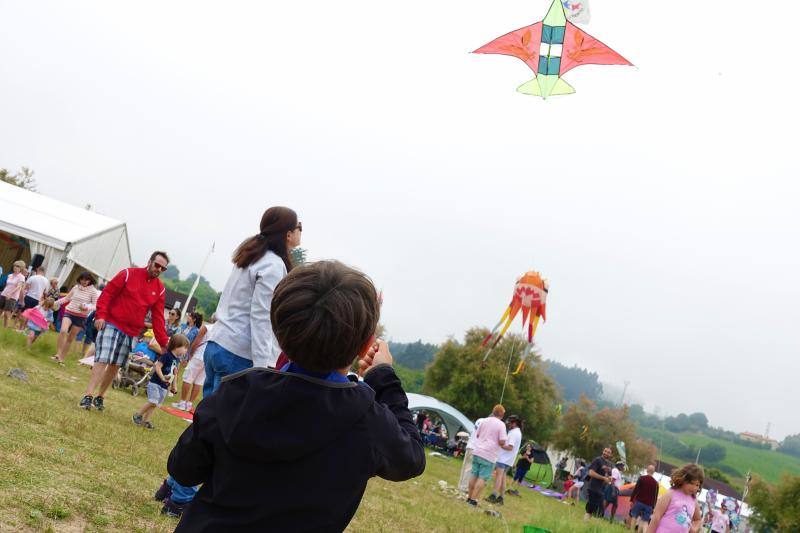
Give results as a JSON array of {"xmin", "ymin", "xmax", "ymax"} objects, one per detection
[{"xmin": 79, "ymin": 251, "xmax": 171, "ymax": 411}]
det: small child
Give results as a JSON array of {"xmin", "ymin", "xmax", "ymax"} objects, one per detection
[
  {"xmin": 133, "ymin": 334, "xmax": 189, "ymax": 430},
  {"xmin": 22, "ymin": 297, "xmax": 56, "ymax": 348},
  {"xmin": 648, "ymin": 463, "xmax": 704, "ymax": 533},
  {"xmin": 564, "ymin": 473, "xmax": 575, "ymax": 493},
  {"xmin": 166, "ymin": 260, "xmax": 426, "ymax": 530}
]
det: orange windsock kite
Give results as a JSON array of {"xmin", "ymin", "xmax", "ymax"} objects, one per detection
[{"xmin": 482, "ymin": 271, "xmax": 548, "ymax": 374}]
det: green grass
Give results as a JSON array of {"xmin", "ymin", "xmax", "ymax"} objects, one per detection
[
  {"xmin": 640, "ymin": 427, "xmax": 800, "ymax": 487},
  {"xmin": 0, "ymin": 328, "xmax": 619, "ymax": 532}
]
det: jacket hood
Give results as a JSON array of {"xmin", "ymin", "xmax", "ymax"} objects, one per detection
[{"xmin": 212, "ymin": 368, "xmax": 375, "ymax": 462}]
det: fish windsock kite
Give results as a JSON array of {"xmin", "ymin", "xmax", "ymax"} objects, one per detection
[
  {"xmin": 482, "ymin": 271, "xmax": 548, "ymax": 373},
  {"xmin": 474, "ymin": 0, "xmax": 632, "ymax": 98}
]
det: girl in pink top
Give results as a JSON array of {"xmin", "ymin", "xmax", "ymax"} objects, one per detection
[
  {"xmin": 1, "ymin": 261, "xmax": 26, "ymax": 328},
  {"xmin": 52, "ymin": 272, "xmax": 100, "ymax": 363},
  {"xmin": 648, "ymin": 463, "xmax": 704, "ymax": 533}
]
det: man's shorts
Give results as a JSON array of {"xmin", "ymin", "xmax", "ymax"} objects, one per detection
[
  {"xmin": 146, "ymin": 382, "xmax": 168, "ymax": 405},
  {"xmin": 585, "ymin": 490, "xmax": 605, "ymax": 516},
  {"xmin": 94, "ymin": 323, "xmax": 133, "ymax": 366},
  {"xmin": 182, "ymin": 356, "xmax": 206, "ymax": 386},
  {"xmin": 64, "ymin": 312, "xmax": 87, "ymax": 330},
  {"xmin": 22, "ymin": 295, "xmax": 39, "ymax": 310},
  {"xmin": 471, "ymin": 455, "xmax": 495, "ymax": 481},
  {"xmin": 0, "ymin": 296, "xmax": 17, "ymax": 312},
  {"xmin": 630, "ymin": 501, "xmax": 654, "ymax": 522},
  {"xmin": 495, "ymin": 462, "xmax": 512, "ymax": 472}
]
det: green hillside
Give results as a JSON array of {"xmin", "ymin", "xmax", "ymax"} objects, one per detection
[{"xmin": 639, "ymin": 427, "xmax": 800, "ymax": 486}]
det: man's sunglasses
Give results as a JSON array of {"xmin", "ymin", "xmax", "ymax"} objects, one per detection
[{"xmin": 152, "ymin": 263, "xmax": 168, "ymax": 272}]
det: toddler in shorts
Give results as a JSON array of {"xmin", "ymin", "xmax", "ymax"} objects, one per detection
[{"xmin": 132, "ymin": 334, "xmax": 189, "ymax": 430}]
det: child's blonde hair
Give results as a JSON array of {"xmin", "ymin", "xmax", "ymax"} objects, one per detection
[
  {"xmin": 41, "ymin": 297, "xmax": 56, "ymax": 309},
  {"xmin": 13, "ymin": 260, "xmax": 26, "ymax": 270},
  {"xmin": 167, "ymin": 333, "xmax": 190, "ymax": 352}
]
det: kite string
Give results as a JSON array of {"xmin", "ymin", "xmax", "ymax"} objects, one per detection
[{"xmin": 499, "ymin": 339, "xmax": 519, "ymax": 405}]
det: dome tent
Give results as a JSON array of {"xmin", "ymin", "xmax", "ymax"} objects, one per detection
[{"xmin": 406, "ymin": 393, "xmax": 475, "ymax": 439}]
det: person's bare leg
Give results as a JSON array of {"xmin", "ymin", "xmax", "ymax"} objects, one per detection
[
  {"xmin": 96, "ymin": 364, "xmax": 120, "ymax": 397},
  {"xmin": 84, "ymin": 362, "xmax": 109, "ymax": 396},
  {"xmin": 180, "ymin": 382, "xmax": 191, "ymax": 402},
  {"xmin": 26, "ymin": 331, "xmax": 35, "ymax": 348},
  {"xmin": 189, "ymin": 383, "xmax": 202, "ymax": 405},
  {"xmin": 54, "ymin": 317, "xmax": 73, "ymax": 359},
  {"xmin": 141, "ymin": 403, "xmax": 157, "ymax": 422},
  {"xmin": 470, "ymin": 478, "xmax": 486, "ymax": 501}
]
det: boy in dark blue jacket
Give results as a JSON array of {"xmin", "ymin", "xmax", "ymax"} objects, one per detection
[{"xmin": 167, "ymin": 260, "xmax": 426, "ymax": 532}]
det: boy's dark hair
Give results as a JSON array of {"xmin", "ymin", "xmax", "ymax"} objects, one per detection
[
  {"xmin": 167, "ymin": 333, "xmax": 190, "ymax": 352},
  {"xmin": 271, "ymin": 260, "xmax": 380, "ymax": 373},
  {"xmin": 150, "ymin": 250, "xmax": 170, "ymax": 263}
]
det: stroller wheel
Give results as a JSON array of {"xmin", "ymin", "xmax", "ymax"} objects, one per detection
[{"xmin": 131, "ymin": 385, "xmax": 139, "ymax": 397}]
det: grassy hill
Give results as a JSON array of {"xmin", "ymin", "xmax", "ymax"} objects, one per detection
[
  {"xmin": 0, "ymin": 328, "xmax": 618, "ymax": 532},
  {"xmin": 639, "ymin": 427, "xmax": 800, "ymax": 487}
]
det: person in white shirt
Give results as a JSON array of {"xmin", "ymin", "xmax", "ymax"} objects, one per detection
[
  {"xmin": 602, "ymin": 461, "xmax": 625, "ymax": 521},
  {"xmin": 487, "ymin": 415, "xmax": 522, "ymax": 505},
  {"xmin": 204, "ymin": 206, "xmax": 302, "ymax": 395},
  {"xmin": 16, "ymin": 265, "xmax": 49, "ymax": 331}
]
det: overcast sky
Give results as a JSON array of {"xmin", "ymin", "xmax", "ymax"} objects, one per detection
[{"xmin": 2, "ymin": 1, "xmax": 798, "ymax": 440}]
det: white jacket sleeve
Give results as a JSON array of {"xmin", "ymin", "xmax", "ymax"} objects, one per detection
[{"xmin": 249, "ymin": 262, "xmax": 283, "ymax": 368}]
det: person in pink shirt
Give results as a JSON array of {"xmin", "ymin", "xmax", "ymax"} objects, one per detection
[
  {"xmin": 465, "ymin": 404, "xmax": 512, "ymax": 507},
  {"xmin": 1, "ymin": 261, "xmax": 27, "ymax": 328},
  {"xmin": 647, "ymin": 463, "xmax": 704, "ymax": 533}
]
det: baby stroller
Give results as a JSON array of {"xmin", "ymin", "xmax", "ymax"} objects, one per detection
[{"xmin": 112, "ymin": 353, "xmax": 154, "ymax": 396}]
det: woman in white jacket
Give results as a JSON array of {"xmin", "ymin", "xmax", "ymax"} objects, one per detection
[{"xmin": 203, "ymin": 206, "xmax": 301, "ymax": 396}]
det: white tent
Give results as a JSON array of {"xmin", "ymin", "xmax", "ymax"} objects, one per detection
[
  {"xmin": 0, "ymin": 181, "xmax": 131, "ymax": 283},
  {"xmin": 406, "ymin": 392, "xmax": 475, "ymax": 439}
]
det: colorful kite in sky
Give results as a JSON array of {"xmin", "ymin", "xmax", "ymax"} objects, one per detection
[
  {"xmin": 474, "ymin": 0, "xmax": 632, "ymax": 98},
  {"xmin": 482, "ymin": 271, "xmax": 548, "ymax": 374}
]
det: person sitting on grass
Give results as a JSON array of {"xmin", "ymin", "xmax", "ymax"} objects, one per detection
[
  {"xmin": 22, "ymin": 297, "xmax": 56, "ymax": 348},
  {"xmin": 165, "ymin": 260, "xmax": 426, "ymax": 530},
  {"xmin": 133, "ymin": 334, "xmax": 189, "ymax": 430},
  {"xmin": 508, "ymin": 442, "xmax": 535, "ymax": 496}
]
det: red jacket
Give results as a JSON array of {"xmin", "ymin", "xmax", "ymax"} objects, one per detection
[{"xmin": 95, "ymin": 267, "xmax": 169, "ymax": 347}]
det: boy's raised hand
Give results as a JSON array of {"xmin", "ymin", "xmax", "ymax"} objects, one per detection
[{"xmin": 358, "ymin": 339, "xmax": 393, "ymax": 376}]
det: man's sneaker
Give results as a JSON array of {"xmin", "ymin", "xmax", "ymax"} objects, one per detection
[
  {"xmin": 132, "ymin": 413, "xmax": 143, "ymax": 426},
  {"xmin": 92, "ymin": 396, "xmax": 105, "ymax": 411},
  {"xmin": 496, "ymin": 496, "xmax": 504, "ymax": 506},
  {"xmin": 79, "ymin": 395, "xmax": 93, "ymax": 410},
  {"xmin": 161, "ymin": 497, "xmax": 185, "ymax": 518},
  {"xmin": 154, "ymin": 479, "xmax": 172, "ymax": 502},
  {"xmin": 143, "ymin": 421, "xmax": 154, "ymax": 430},
  {"xmin": 466, "ymin": 498, "xmax": 478, "ymax": 507},
  {"xmin": 485, "ymin": 494, "xmax": 498, "ymax": 503},
  {"xmin": 171, "ymin": 401, "xmax": 186, "ymax": 411},
  {"xmin": 506, "ymin": 489, "xmax": 520, "ymax": 496}
]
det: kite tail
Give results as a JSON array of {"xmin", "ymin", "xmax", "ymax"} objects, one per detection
[
  {"xmin": 482, "ymin": 308, "xmax": 511, "ymax": 347},
  {"xmin": 512, "ymin": 342, "xmax": 535, "ymax": 375}
]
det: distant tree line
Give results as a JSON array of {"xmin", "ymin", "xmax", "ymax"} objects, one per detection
[{"xmin": 162, "ymin": 264, "xmax": 221, "ymax": 316}]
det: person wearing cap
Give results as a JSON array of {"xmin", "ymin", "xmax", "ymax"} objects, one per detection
[
  {"xmin": 487, "ymin": 415, "xmax": 522, "ymax": 505},
  {"xmin": 465, "ymin": 404, "xmax": 511, "ymax": 507}
]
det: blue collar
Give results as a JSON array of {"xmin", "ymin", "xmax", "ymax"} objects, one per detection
[{"xmin": 280, "ymin": 362, "xmax": 350, "ymax": 384}]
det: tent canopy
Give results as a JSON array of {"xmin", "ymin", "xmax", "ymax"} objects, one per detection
[
  {"xmin": 406, "ymin": 392, "xmax": 475, "ymax": 440},
  {"xmin": 0, "ymin": 181, "xmax": 131, "ymax": 282}
]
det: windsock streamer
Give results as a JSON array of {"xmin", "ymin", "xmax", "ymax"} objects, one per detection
[{"xmin": 482, "ymin": 271, "xmax": 548, "ymax": 373}]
